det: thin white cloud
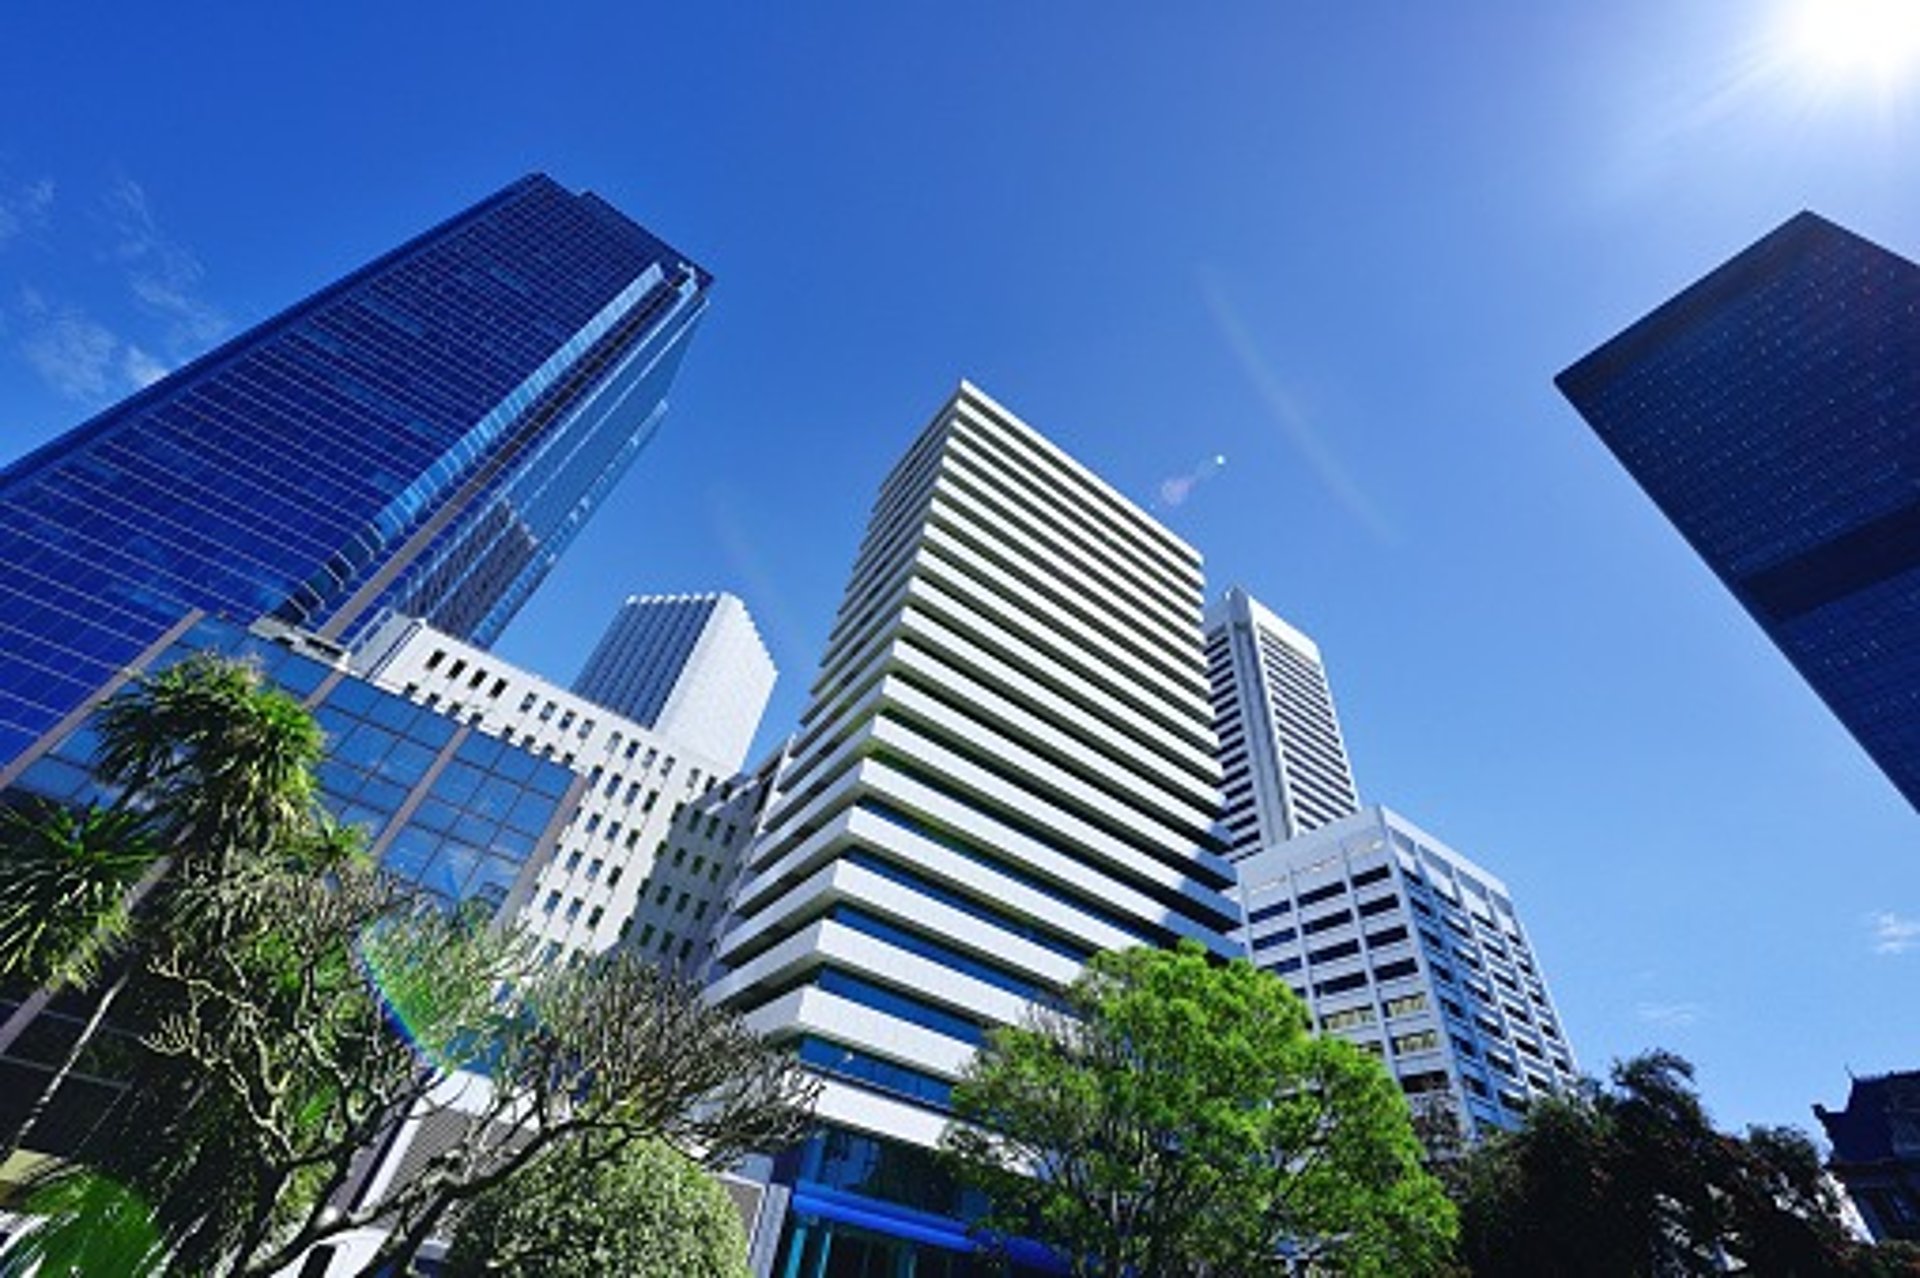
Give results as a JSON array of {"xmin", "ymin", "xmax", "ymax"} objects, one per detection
[
  {"xmin": 1869, "ymin": 911, "xmax": 1920, "ymax": 956},
  {"xmin": 1157, "ymin": 453, "xmax": 1228, "ymax": 510},
  {"xmin": 104, "ymin": 176, "xmax": 227, "ymax": 349},
  {"xmin": 0, "ymin": 176, "xmax": 55, "ymax": 247},
  {"xmin": 122, "ymin": 344, "xmax": 169, "ymax": 389},
  {"xmin": 21, "ymin": 305, "xmax": 118, "ymax": 400},
  {"xmin": 1634, "ymin": 1000, "xmax": 1704, "ymax": 1028},
  {"xmin": 1198, "ymin": 267, "xmax": 1394, "ymax": 544}
]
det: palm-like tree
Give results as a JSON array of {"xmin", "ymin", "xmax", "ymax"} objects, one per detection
[{"xmin": 0, "ymin": 654, "xmax": 328, "ymax": 1161}]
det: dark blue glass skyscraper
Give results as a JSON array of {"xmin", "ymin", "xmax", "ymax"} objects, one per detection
[
  {"xmin": 1557, "ymin": 211, "xmax": 1920, "ymax": 812},
  {"xmin": 0, "ymin": 174, "xmax": 710, "ymax": 772}
]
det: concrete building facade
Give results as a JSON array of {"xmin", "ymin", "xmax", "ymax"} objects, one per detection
[
  {"xmin": 1205, "ymin": 587, "xmax": 1360, "ymax": 856},
  {"xmin": 1234, "ymin": 805, "xmax": 1578, "ymax": 1136},
  {"xmin": 706, "ymin": 382, "xmax": 1240, "ymax": 1272},
  {"xmin": 572, "ymin": 592, "xmax": 776, "ymax": 772}
]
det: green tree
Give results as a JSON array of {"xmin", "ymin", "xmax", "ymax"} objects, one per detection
[
  {"xmin": 0, "ymin": 653, "xmax": 818, "ymax": 1277},
  {"xmin": 1454, "ymin": 1050, "xmax": 1902, "ymax": 1277},
  {"xmin": 942, "ymin": 940, "xmax": 1456, "ymax": 1278},
  {"xmin": 442, "ymin": 1135, "xmax": 754, "ymax": 1278}
]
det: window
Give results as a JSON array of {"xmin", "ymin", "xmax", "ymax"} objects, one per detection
[
  {"xmin": 674, "ymin": 891, "xmax": 689, "ymax": 914},
  {"xmin": 672, "ymin": 848, "xmax": 687, "ymax": 868},
  {"xmin": 1323, "ymin": 1005, "xmax": 1376, "ymax": 1032},
  {"xmin": 638, "ymin": 924, "xmax": 655, "ymax": 947},
  {"xmin": 625, "ymin": 740, "xmax": 640, "ymax": 760},
  {"xmin": 1308, "ymin": 938, "xmax": 1359, "ymax": 964},
  {"xmin": 587, "ymin": 906, "xmax": 604, "ymax": 928},
  {"xmin": 565, "ymin": 850, "xmax": 582, "ymax": 873},
  {"xmin": 1384, "ymin": 991, "xmax": 1429, "ymax": 1018},
  {"xmin": 448, "ymin": 659, "xmax": 466, "ymax": 679},
  {"xmin": 607, "ymin": 867, "xmax": 623, "ymax": 887},
  {"xmin": 584, "ymin": 814, "xmax": 601, "ymax": 834},
  {"xmin": 694, "ymin": 901, "xmax": 708, "ymax": 921},
  {"xmin": 565, "ymin": 899, "xmax": 582, "ymax": 922},
  {"xmin": 587, "ymin": 858, "xmax": 603, "ymax": 880},
  {"xmin": 425, "ymin": 649, "xmax": 446, "ymax": 671},
  {"xmin": 490, "ymin": 677, "xmax": 507, "ymax": 698},
  {"xmin": 542, "ymin": 891, "xmax": 560, "ymax": 914},
  {"xmin": 606, "ymin": 822, "xmax": 622, "ymax": 843},
  {"xmin": 642, "ymin": 790, "xmax": 659, "ymax": 812},
  {"xmin": 468, "ymin": 667, "xmax": 487, "ymax": 689},
  {"xmin": 691, "ymin": 856, "xmax": 705, "ymax": 875},
  {"xmin": 660, "ymin": 757, "xmax": 675, "ymax": 778},
  {"xmin": 655, "ymin": 885, "xmax": 670, "ymax": 905},
  {"xmin": 559, "ymin": 710, "xmax": 575, "ymax": 731},
  {"xmin": 579, "ymin": 718, "xmax": 594, "ymax": 740},
  {"xmin": 539, "ymin": 702, "xmax": 555, "ymax": 722},
  {"xmin": 520, "ymin": 692, "xmax": 538, "ymax": 712},
  {"xmin": 624, "ymin": 781, "xmax": 642, "ymax": 805}
]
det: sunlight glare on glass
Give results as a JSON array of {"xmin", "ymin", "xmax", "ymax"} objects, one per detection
[{"xmin": 1786, "ymin": 0, "xmax": 1920, "ymax": 86}]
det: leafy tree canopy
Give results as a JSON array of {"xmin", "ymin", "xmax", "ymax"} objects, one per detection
[
  {"xmin": 443, "ymin": 1135, "xmax": 754, "ymax": 1278},
  {"xmin": 1455, "ymin": 1049, "xmax": 1919, "ymax": 1277},
  {"xmin": 942, "ymin": 940, "xmax": 1456, "ymax": 1278}
]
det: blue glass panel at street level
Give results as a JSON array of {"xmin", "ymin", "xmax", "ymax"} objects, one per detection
[
  {"xmin": 424, "ymin": 840, "xmax": 483, "ymax": 899},
  {"xmin": 13, "ymin": 756, "xmax": 93, "ymax": 803},
  {"xmin": 351, "ymin": 775, "xmax": 408, "ymax": 815},
  {"xmin": 489, "ymin": 825, "xmax": 536, "ymax": 862},
  {"xmin": 796, "ymin": 1036, "xmax": 954, "ymax": 1111},
  {"xmin": 412, "ymin": 798, "xmax": 460, "ymax": 835},
  {"xmin": 490, "ymin": 745, "xmax": 538, "ymax": 784},
  {"xmin": 504, "ymin": 789, "xmax": 557, "ymax": 837},
  {"xmin": 467, "ymin": 860, "xmax": 516, "ymax": 912},
  {"xmin": 451, "ymin": 812, "xmax": 498, "ymax": 849},
  {"xmin": 434, "ymin": 761, "xmax": 486, "ymax": 807},
  {"xmin": 381, "ymin": 829, "xmax": 437, "ymax": 881},
  {"xmin": 455, "ymin": 732, "xmax": 506, "ymax": 772},
  {"xmin": 524, "ymin": 757, "xmax": 572, "ymax": 799},
  {"xmin": 451, "ymin": 772, "xmax": 515, "ymax": 823},
  {"xmin": 376, "ymin": 738, "xmax": 437, "ymax": 784}
]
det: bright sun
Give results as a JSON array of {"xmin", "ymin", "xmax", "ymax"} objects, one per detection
[{"xmin": 1786, "ymin": 0, "xmax": 1920, "ymax": 85}]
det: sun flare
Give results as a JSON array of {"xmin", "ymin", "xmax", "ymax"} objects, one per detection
[{"xmin": 1786, "ymin": 0, "xmax": 1920, "ymax": 85}]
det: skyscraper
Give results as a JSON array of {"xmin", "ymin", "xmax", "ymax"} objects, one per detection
[
  {"xmin": 1233, "ymin": 805, "xmax": 1578, "ymax": 1137},
  {"xmin": 1205, "ymin": 586, "xmax": 1360, "ymax": 856},
  {"xmin": 351, "ymin": 613, "xmax": 762, "ymax": 966},
  {"xmin": 0, "ymin": 173, "xmax": 711, "ymax": 772},
  {"xmin": 1556, "ymin": 211, "xmax": 1920, "ymax": 812},
  {"xmin": 572, "ymin": 592, "xmax": 777, "ymax": 771},
  {"xmin": 706, "ymin": 382, "xmax": 1241, "ymax": 1272}
]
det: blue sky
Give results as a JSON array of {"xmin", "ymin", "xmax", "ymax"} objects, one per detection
[{"xmin": 1, "ymin": 3, "xmax": 1913, "ymax": 1135}]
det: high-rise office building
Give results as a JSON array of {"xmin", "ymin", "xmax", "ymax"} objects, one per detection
[
  {"xmin": 572, "ymin": 592, "xmax": 777, "ymax": 771},
  {"xmin": 1205, "ymin": 587, "xmax": 1360, "ymax": 856},
  {"xmin": 352, "ymin": 614, "xmax": 758, "ymax": 966},
  {"xmin": 706, "ymin": 382, "xmax": 1241, "ymax": 1273},
  {"xmin": 0, "ymin": 173, "xmax": 711, "ymax": 773},
  {"xmin": 1556, "ymin": 211, "xmax": 1920, "ymax": 812},
  {"xmin": 1234, "ymin": 805, "xmax": 1578, "ymax": 1136},
  {"xmin": 0, "ymin": 612, "xmax": 580, "ymax": 1157}
]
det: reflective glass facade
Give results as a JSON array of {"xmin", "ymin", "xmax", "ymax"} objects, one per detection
[
  {"xmin": 0, "ymin": 174, "xmax": 710, "ymax": 771},
  {"xmin": 1557, "ymin": 212, "xmax": 1920, "ymax": 811},
  {"xmin": 6, "ymin": 614, "xmax": 573, "ymax": 914}
]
